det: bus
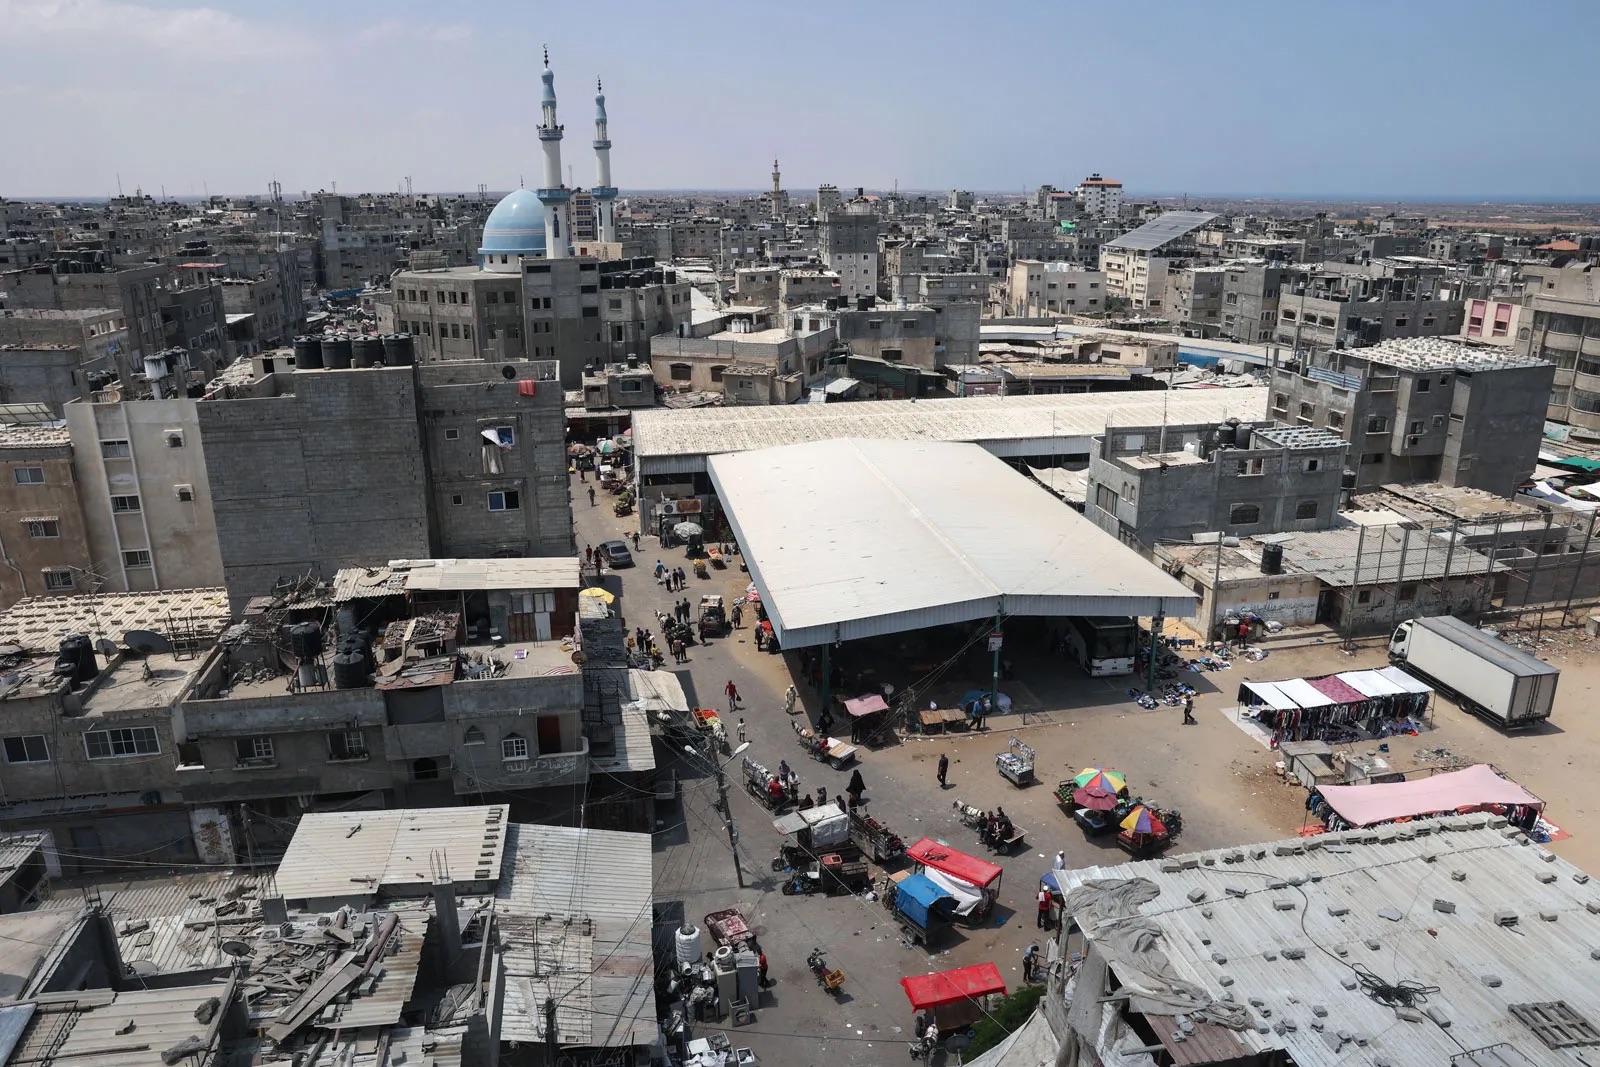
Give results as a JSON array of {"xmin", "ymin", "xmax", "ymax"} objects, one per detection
[{"xmin": 1061, "ymin": 616, "xmax": 1138, "ymax": 677}]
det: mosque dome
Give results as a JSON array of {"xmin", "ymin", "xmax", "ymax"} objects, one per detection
[{"xmin": 477, "ymin": 188, "xmax": 546, "ymax": 270}]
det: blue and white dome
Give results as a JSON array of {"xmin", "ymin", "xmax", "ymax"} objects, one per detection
[{"xmin": 477, "ymin": 188, "xmax": 546, "ymax": 271}]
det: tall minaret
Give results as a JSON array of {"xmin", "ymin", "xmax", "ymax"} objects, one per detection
[
  {"xmin": 592, "ymin": 78, "xmax": 618, "ymax": 244},
  {"xmin": 536, "ymin": 48, "xmax": 571, "ymax": 259},
  {"xmin": 771, "ymin": 158, "xmax": 782, "ymax": 222}
]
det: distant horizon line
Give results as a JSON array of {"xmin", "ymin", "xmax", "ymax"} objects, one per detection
[{"xmin": 9, "ymin": 189, "xmax": 1600, "ymax": 207}]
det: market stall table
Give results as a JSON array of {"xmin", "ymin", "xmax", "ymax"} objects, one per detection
[{"xmin": 900, "ymin": 962, "xmax": 1007, "ymax": 1031}]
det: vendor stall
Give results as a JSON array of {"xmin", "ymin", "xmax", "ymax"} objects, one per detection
[
  {"xmin": 905, "ymin": 838, "xmax": 1003, "ymax": 922},
  {"xmin": 1309, "ymin": 763, "xmax": 1544, "ymax": 833},
  {"xmin": 995, "ymin": 737, "xmax": 1035, "ymax": 786},
  {"xmin": 1239, "ymin": 668, "xmax": 1432, "ymax": 745},
  {"xmin": 900, "ymin": 962, "xmax": 1007, "ymax": 1031},
  {"xmin": 843, "ymin": 693, "xmax": 891, "ymax": 746}
]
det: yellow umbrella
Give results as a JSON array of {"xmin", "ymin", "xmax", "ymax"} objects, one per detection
[{"xmin": 578, "ymin": 587, "xmax": 615, "ymax": 604}]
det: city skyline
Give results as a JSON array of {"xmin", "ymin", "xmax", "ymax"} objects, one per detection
[{"xmin": 1, "ymin": 0, "xmax": 1598, "ymax": 199}]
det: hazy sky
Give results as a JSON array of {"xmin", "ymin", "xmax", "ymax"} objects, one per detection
[{"xmin": 3, "ymin": 0, "xmax": 1597, "ymax": 200}]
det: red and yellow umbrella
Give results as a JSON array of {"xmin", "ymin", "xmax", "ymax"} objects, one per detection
[
  {"xmin": 1120, "ymin": 805, "xmax": 1167, "ymax": 836},
  {"xmin": 1072, "ymin": 768, "xmax": 1127, "ymax": 794}
]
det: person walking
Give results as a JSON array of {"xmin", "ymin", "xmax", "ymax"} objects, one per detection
[
  {"xmin": 846, "ymin": 768, "xmax": 866, "ymax": 807},
  {"xmin": 584, "ymin": 544, "xmax": 593, "ymax": 567},
  {"xmin": 784, "ymin": 684, "xmax": 798, "ymax": 715},
  {"xmin": 1053, "ymin": 850, "xmax": 1066, "ymax": 871},
  {"xmin": 936, "ymin": 753, "xmax": 949, "ymax": 788},
  {"xmin": 1037, "ymin": 887, "xmax": 1052, "ymax": 929},
  {"xmin": 736, "ymin": 717, "xmax": 746, "ymax": 743},
  {"xmin": 731, "ymin": 603, "xmax": 743, "ymax": 628},
  {"xmin": 725, "ymin": 680, "xmax": 740, "ymax": 708},
  {"xmin": 1022, "ymin": 944, "xmax": 1039, "ymax": 982},
  {"xmin": 588, "ymin": 486, "xmax": 597, "ymax": 507},
  {"xmin": 1183, "ymin": 694, "xmax": 1197, "ymax": 725},
  {"xmin": 630, "ymin": 531, "xmax": 640, "ymax": 551},
  {"xmin": 671, "ymin": 638, "xmax": 685, "ymax": 664},
  {"xmin": 654, "ymin": 560, "xmax": 665, "ymax": 581}
]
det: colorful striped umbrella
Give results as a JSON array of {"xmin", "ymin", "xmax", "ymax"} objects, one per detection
[
  {"xmin": 1072, "ymin": 768, "xmax": 1127, "ymax": 794},
  {"xmin": 1120, "ymin": 805, "xmax": 1167, "ymax": 835}
]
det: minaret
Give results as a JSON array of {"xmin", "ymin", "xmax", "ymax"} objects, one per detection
[
  {"xmin": 537, "ymin": 48, "xmax": 571, "ymax": 259},
  {"xmin": 591, "ymin": 78, "xmax": 618, "ymax": 244},
  {"xmin": 771, "ymin": 158, "xmax": 782, "ymax": 222}
]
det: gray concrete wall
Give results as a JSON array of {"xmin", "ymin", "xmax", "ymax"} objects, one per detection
[
  {"xmin": 0, "ymin": 347, "xmax": 89, "ymax": 414},
  {"xmin": 198, "ymin": 367, "xmax": 431, "ymax": 609},
  {"xmin": 1441, "ymin": 363, "xmax": 1554, "ymax": 495}
]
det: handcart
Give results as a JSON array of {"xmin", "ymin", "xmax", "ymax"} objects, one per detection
[{"xmin": 995, "ymin": 737, "xmax": 1035, "ymax": 787}]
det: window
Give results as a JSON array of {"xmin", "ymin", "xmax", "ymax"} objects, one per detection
[
  {"xmin": 487, "ymin": 490, "xmax": 520, "ymax": 512},
  {"xmin": 328, "ymin": 730, "xmax": 366, "ymax": 760},
  {"xmin": 607, "ymin": 298, "xmax": 623, "ymax": 311},
  {"xmin": 1297, "ymin": 402, "xmax": 1314, "ymax": 420},
  {"xmin": 1266, "ymin": 590, "xmax": 1280, "ymax": 600},
  {"xmin": 444, "ymin": 428, "xmax": 459, "ymax": 441},
  {"xmin": 13, "ymin": 467, "xmax": 43, "ymax": 486},
  {"xmin": 710, "ymin": 365, "xmax": 726, "ymax": 383},
  {"xmin": 1366, "ymin": 416, "xmax": 1389, "ymax": 434},
  {"xmin": 436, "ymin": 291, "xmax": 445, "ymax": 303},
  {"xmin": 581, "ymin": 307, "xmax": 598, "ymax": 318},
  {"xmin": 1357, "ymin": 589, "xmax": 1372, "ymax": 604},
  {"xmin": 3, "ymin": 735, "xmax": 48, "ymax": 764},
  {"xmin": 165, "ymin": 430, "xmax": 184, "ymax": 448},
  {"xmin": 420, "ymin": 290, "xmax": 429, "ymax": 301},
  {"xmin": 122, "ymin": 550, "xmax": 152, "ymax": 568},
  {"xmin": 619, "ymin": 380, "xmax": 642, "ymax": 393},
  {"xmin": 412, "ymin": 757, "xmax": 440, "ymax": 781},
  {"xmin": 670, "ymin": 363, "xmax": 692, "ymax": 381},
  {"xmin": 1272, "ymin": 393, "xmax": 1288, "ymax": 412},
  {"xmin": 1236, "ymin": 458, "xmax": 1264, "ymax": 476},
  {"xmin": 463, "ymin": 325, "xmax": 472, "ymax": 340},
  {"xmin": 1394, "ymin": 317, "xmax": 1408, "ymax": 328},
  {"xmin": 487, "ymin": 425, "xmax": 515, "ymax": 446},
  {"xmin": 1326, "ymin": 410, "xmax": 1345, "ymax": 429},
  {"xmin": 111, "ymin": 495, "xmax": 141, "ymax": 513},
  {"xmin": 463, "ymin": 726, "xmax": 485, "ymax": 746},
  {"xmin": 1229, "ymin": 504, "xmax": 1261, "ymax": 525},
  {"xmin": 1416, "ymin": 377, "xmax": 1430, "ymax": 392},
  {"xmin": 100, "ymin": 440, "xmax": 131, "ymax": 459},
  {"xmin": 43, "ymin": 569, "xmax": 75, "ymax": 590},
  {"xmin": 1302, "ymin": 458, "xmax": 1321, "ymax": 473},
  {"xmin": 236, "ymin": 737, "xmax": 275, "ymax": 763},
  {"xmin": 486, "ymin": 291, "xmax": 498, "ymax": 305},
  {"xmin": 1409, "ymin": 421, "xmax": 1424, "ymax": 435},
  {"xmin": 1362, "ymin": 452, "xmax": 1385, "ymax": 465},
  {"xmin": 26, "ymin": 520, "xmax": 59, "ymax": 538},
  {"xmin": 175, "ymin": 484, "xmax": 194, "ymax": 501},
  {"xmin": 502, "ymin": 735, "xmax": 529, "ymax": 760},
  {"xmin": 85, "ymin": 726, "xmax": 160, "ymax": 759},
  {"xmin": 1398, "ymin": 582, "xmax": 1417, "ymax": 601},
  {"xmin": 1295, "ymin": 500, "xmax": 1319, "ymax": 520}
]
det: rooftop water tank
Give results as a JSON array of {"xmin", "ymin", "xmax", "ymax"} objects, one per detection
[
  {"xmin": 382, "ymin": 334, "xmax": 415, "ymax": 367},
  {"xmin": 288, "ymin": 622, "xmax": 322, "ymax": 662},
  {"xmin": 351, "ymin": 337, "xmax": 384, "ymax": 369},
  {"xmin": 321, "ymin": 335, "xmax": 353, "ymax": 370},
  {"xmin": 293, "ymin": 336, "xmax": 324, "ymax": 370}
]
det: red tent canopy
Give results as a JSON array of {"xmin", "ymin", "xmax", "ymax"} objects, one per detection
[
  {"xmin": 901, "ymin": 963, "xmax": 1007, "ymax": 1011},
  {"xmin": 906, "ymin": 838, "xmax": 1003, "ymax": 889},
  {"xmin": 844, "ymin": 694, "xmax": 889, "ymax": 717}
]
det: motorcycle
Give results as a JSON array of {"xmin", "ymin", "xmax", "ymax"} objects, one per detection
[
  {"xmin": 806, "ymin": 947, "xmax": 845, "ymax": 998},
  {"xmin": 908, "ymin": 1026, "xmax": 941, "ymax": 1060}
]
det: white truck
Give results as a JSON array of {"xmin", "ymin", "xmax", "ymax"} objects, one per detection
[{"xmin": 1388, "ymin": 615, "xmax": 1558, "ymax": 729}]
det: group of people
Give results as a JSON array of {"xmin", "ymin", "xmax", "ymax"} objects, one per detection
[
  {"xmin": 978, "ymin": 806, "xmax": 1014, "ymax": 850},
  {"xmin": 655, "ymin": 561, "xmax": 688, "ymax": 590},
  {"xmin": 669, "ymin": 598, "xmax": 695, "ymax": 624},
  {"xmin": 626, "ymin": 626, "xmax": 668, "ymax": 669}
]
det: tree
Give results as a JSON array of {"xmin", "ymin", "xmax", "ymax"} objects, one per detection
[{"xmin": 965, "ymin": 985, "xmax": 1045, "ymax": 1057}]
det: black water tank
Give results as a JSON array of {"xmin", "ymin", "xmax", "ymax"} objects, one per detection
[
  {"xmin": 1235, "ymin": 422, "xmax": 1253, "ymax": 450},
  {"xmin": 1341, "ymin": 470, "xmax": 1358, "ymax": 490},
  {"xmin": 288, "ymin": 622, "xmax": 322, "ymax": 661},
  {"xmin": 293, "ymin": 336, "xmax": 324, "ymax": 370},
  {"xmin": 321, "ymin": 335, "xmax": 353, "ymax": 370},
  {"xmin": 1261, "ymin": 543, "xmax": 1284, "ymax": 575},
  {"xmin": 856, "ymin": 296, "xmax": 870, "ymax": 311},
  {"xmin": 331, "ymin": 651, "xmax": 368, "ymax": 689},
  {"xmin": 352, "ymin": 337, "xmax": 384, "ymax": 368},
  {"xmin": 1215, "ymin": 422, "xmax": 1237, "ymax": 449},
  {"xmin": 383, "ymin": 334, "xmax": 415, "ymax": 366},
  {"xmin": 57, "ymin": 634, "xmax": 97, "ymax": 685}
]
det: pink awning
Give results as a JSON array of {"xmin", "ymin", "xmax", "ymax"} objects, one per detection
[
  {"xmin": 844, "ymin": 694, "xmax": 889, "ymax": 717},
  {"xmin": 1307, "ymin": 675, "xmax": 1365, "ymax": 704},
  {"xmin": 1317, "ymin": 764, "xmax": 1542, "ymax": 827}
]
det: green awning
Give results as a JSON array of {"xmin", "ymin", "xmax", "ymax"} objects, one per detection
[{"xmin": 1553, "ymin": 456, "xmax": 1600, "ymax": 472}]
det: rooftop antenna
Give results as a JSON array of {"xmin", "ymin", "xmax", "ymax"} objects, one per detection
[{"xmin": 116, "ymin": 173, "xmax": 123, "ymax": 196}]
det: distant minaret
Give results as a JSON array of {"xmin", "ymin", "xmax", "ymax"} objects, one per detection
[
  {"xmin": 771, "ymin": 158, "xmax": 782, "ymax": 222},
  {"xmin": 537, "ymin": 48, "xmax": 571, "ymax": 259},
  {"xmin": 592, "ymin": 78, "xmax": 618, "ymax": 244}
]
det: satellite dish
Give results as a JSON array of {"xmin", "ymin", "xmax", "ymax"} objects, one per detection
[
  {"xmin": 220, "ymin": 939, "xmax": 253, "ymax": 958},
  {"xmin": 123, "ymin": 630, "xmax": 172, "ymax": 654},
  {"xmin": 127, "ymin": 959, "xmax": 158, "ymax": 976},
  {"xmin": 96, "ymin": 639, "xmax": 119, "ymax": 659}
]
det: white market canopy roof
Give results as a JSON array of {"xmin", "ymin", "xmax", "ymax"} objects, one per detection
[{"xmin": 709, "ymin": 438, "xmax": 1196, "ymax": 648}]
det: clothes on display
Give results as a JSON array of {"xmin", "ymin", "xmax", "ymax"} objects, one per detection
[{"xmin": 1239, "ymin": 666, "xmax": 1431, "ymax": 745}]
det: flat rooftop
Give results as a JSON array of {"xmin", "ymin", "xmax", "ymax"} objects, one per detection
[
  {"xmin": 709, "ymin": 438, "xmax": 1195, "ymax": 648},
  {"xmin": 1252, "ymin": 424, "xmax": 1348, "ymax": 450},
  {"xmin": 80, "ymin": 651, "xmax": 198, "ymax": 715},
  {"xmin": 0, "ymin": 588, "xmax": 230, "ymax": 652},
  {"xmin": 1058, "ymin": 819, "xmax": 1600, "ymax": 1067},
  {"xmin": 1358, "ymin": 336, "xmax": 1550, "ymax": 372},
  {"xmin": 0, "ymin": 425, "xmax": 70, "ymax": 447},
  {"xmin": 634, "ymin": 387, "xmax": 1269, "ymax": 474}
]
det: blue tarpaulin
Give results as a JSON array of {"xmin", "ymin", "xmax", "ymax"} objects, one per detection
[{"xmin": 895, "ymin": 872, "xmax": 953, "ymax": 929}]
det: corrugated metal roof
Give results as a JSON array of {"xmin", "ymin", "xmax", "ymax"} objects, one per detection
[
  {"xmin": 330, "ymin": 565, "xmax": 409, "ymax": 602},
  {"xmin": 274, "ymin": 805, "xmax": 509, "ymax": 903},
  {"xmin": 0, "ymin": 834, "xmax": 44, "ymax": 889},
  {"xmin": 494, "ymin": 823, "xmax": 655, "ymax": 1052},
  {"xmin": 106, "ymin": 872, "xmax": 264, "ymax": 974},
  {"xmin": 1058, "ymin": 819, "xmax": 1600, "ymax": 1066},
  {"xmin": 1105, "ymin": 210, "xmax": 1220, "ymax": 252},
  {"xmin": 1276, "ymin": 526, "xmax": 1503, "ymax": 587},
  {"xmin": 19, "ymin": 983, "xmax": 234, "ymax": 1067},
  {"xmin": 633, "ymin": 388, "xmax": 1269, "ymax": 474},
  {"xmin": 401, "ymin": 557, "xmax": 581, "ymax": 592},
  {"xmin": 708, "ymin": 439, "xmax": 1196, "ymax": 648}
]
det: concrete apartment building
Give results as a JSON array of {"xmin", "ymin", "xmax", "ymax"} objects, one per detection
[
  {"xmin": 1003, "ymin": 261, "xmax": 1107, "ymax": 316},
  {"xmin": 1461, "ymin": 296, "xmax": 1523, "ymax": 347},
  {"xmin": 1074, "ymin": 173, "xmax": 1124, "ymax": 219},
  {"xmin": 1173, "ymin": 261, "xmax": 1289, "ymax": 342},
  {"xmin": 1085, "ymin": 420, "xmax": 1348, "ymax": 549},
  {"xmin": 0, "ymin": 345, "xmax": 91, "ymax": 414},
  {"xmin": 778, "ymin": 267, "xmax": 842, "ymax": 310},
  {"xmin": 816, "ymin": 184, "xmax": 842, "ymax": 214},
  {"xmin": 63, "ymin": 396, "xmax": 224, "ymax": 593},
  {"xmin": 1100, "ymin": 210, "xmax": 1219, "ymax": 311},
  {"xmin": 0, "ymin": 425, "xmax": 93, "ymax": 608},
  {"xmin": 1274, "ymin": 259, "xmax": 1465, "ymax": 351},
  {"xmin": 0, "ymin": 262, "xmax": 173, "ymax": 383},
  {"xmin": 391, "ymin": 257, "xmax": 691, "ymax": 386},
  {"xmin": 1514, "ymin": 261, "xmax": 1600, "ymax": 430},
  {"xmin": 0, "ymin": 309, "xmax": 131, "ymax": 389},
  {"xmin": 198, "ymin": 358, "xmax": 572, "ymax": 610},
  {"xmin": 819, "ymin": 211, "xmax": 880, "ymax": 299},
  {"xmin": 649, "ymin": 308, "xmax": 833, "ymax": 403},
  {"xmin": 219, "ymin": 276, "xmax": 290, "ymax": 355},
  {"xmin": 1271, "ymin": 337, "xmax": 1553, "ymax": 496}
]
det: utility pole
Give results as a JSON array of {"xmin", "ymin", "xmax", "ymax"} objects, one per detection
[
  {"xmin": 689, "ymin": 741, "xmax": 746, "ymax": 889},
  {"xmin": 1146, "ymin": 613, "xmax": 1164, "ymax": 692},
  {"xmin": 1562, "ymin": 510, "xmax": 1597, "ymax": 624},
  {"xmin": 544, "ymin": 996, "xmax": 557, "ymax": 1061},
  {"xmin": 988, "ymin": 603, "xmax": 1005, "ymax": 722}
]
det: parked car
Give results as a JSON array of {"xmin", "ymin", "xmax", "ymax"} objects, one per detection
[{"xmin": 600, "ymin": 540, "xmax": 634, "ymax": 567}]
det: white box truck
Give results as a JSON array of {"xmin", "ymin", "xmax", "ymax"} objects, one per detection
[{"xmin": 1389, "ymin": 615, "xmax": 1558, "ymax": 729}]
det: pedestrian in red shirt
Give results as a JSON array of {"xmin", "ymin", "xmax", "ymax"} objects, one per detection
[{"xmin": 725, "ymin": 680, "xmax": 740, "ymax": 707}]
